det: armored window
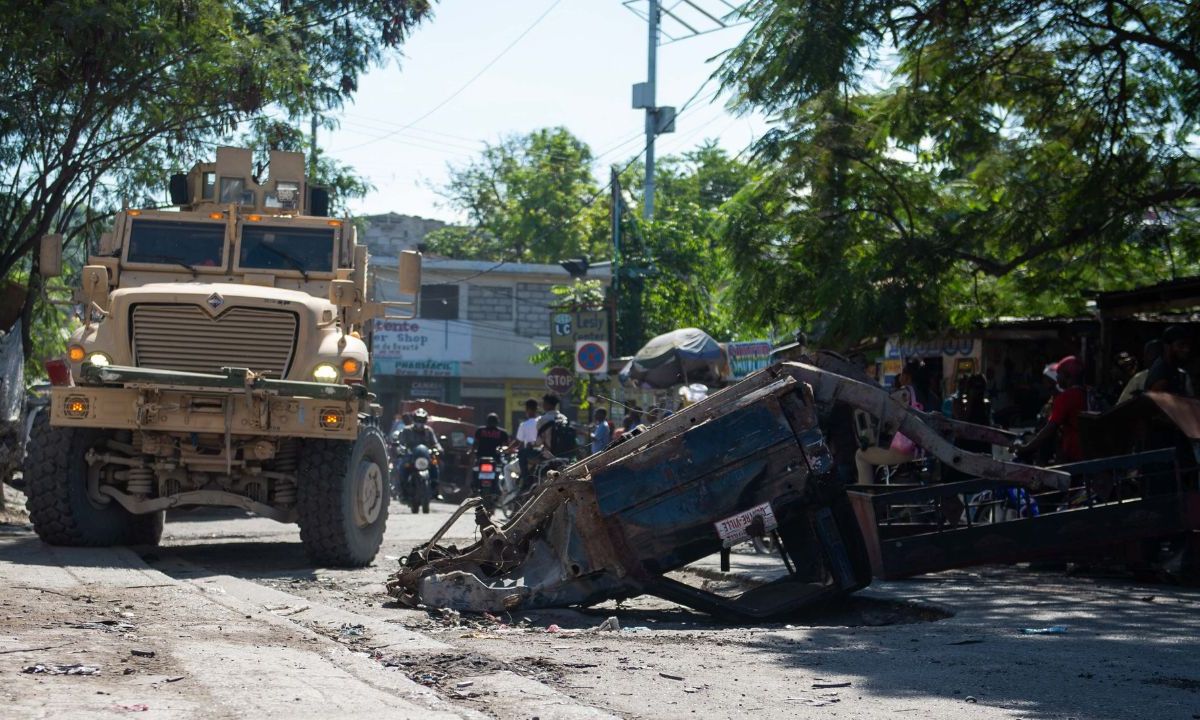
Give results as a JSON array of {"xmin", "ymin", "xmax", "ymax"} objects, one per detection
[
  {"xmin": 239, "ymin": 225, "xmax": 335, "ymax": 274},
  {"xmin": 419, "ymin": 285, "xmax": 459, "ymax": 320},
  {"xmin": 127, "ymin": 219, "xmax": 225, "ymax": 268}
]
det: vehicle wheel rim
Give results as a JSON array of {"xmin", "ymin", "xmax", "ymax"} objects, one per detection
[{"xmin": 353, "ymin": 460, "xmax": 384, "ymax": 527}]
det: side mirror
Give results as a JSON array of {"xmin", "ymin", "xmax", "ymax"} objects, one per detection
[
  {"xmin": 39, "ymin": 234, "xmax": 63, "ymax": 277},
  {"xmin": 81, "ymin": 265, "xmax": 110, "ymax": 312},
  {"xmin": 398, "ymin": 250, "xmax": 422, "ymax": 297}
]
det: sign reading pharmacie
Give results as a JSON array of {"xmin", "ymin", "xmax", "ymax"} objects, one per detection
[
  {"xmin": 550, "ymin": 309, "xmax": 609, "ymax": 351},
  {"xmin": 371, "ymin": 358, "xmax": 461, "ymax": 378}
]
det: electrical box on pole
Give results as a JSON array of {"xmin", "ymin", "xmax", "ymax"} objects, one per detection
[{"xmin": 623, "ymin": 0, "xmax": 748, "ymax": 220}]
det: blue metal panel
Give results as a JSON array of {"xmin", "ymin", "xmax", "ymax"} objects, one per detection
[{"xmin": 592, "ymin": 397, "xmax": 794, "ymax": 516}]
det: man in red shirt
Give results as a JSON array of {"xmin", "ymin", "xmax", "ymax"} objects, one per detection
[{"xmin": 1017, "ymin": 356, "xmax": 1087, "ymax": 463}]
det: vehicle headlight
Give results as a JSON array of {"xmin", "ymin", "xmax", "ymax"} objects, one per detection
[
  {"xmin": 414, "ymin": 457, "xmax": 430, "ymax": 470},
  {"xmin": 312, "ymin": 363, "xmax": 339, "ymax": 383},
  {"xmin": 86, "ymin": 352, "xmax": 111, "ymax": 367}
]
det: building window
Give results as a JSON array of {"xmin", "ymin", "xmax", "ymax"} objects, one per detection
[{"xmin": 420, "ymin": 284, "xmax": 459, "ymax": 320}]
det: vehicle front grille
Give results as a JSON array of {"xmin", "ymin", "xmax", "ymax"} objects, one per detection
[{"xmin": 131, "ymin": 304, "xmax": 298, "ymax": 376}]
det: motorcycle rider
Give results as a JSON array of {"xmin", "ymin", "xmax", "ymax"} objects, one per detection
[
  {"xmin": 472, "ymin": 413, "xmax": 510, "ymax": 502},
  {"xmin": 473, "ymin": 413, "xmax": 510, "ymax": 462},
  {"xmin": 398, "ymin": 408, "xmax": 442, "ymax": 496},
  {"xmin": 401, "ymin": 408, "xmax": 442, "ymax": 453}
]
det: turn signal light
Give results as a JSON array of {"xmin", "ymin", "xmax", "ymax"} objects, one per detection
[
  {"xmin": 319, "ymin": 409, "xmax": 345, "ymax": 430},
  {"xmin": 67, "ymin": 345, "xmax": 85, "ymax": 362},
  {"xmin": 45, "ymin": 359, "xmax": 72, "ymax": 387},
  {"xmin": 64, "ymin": 396, "xmax": 89, "ymax": 418},
  {"xmin": 208, "ymin": 212, "xmax": 223, "ymax": 220},
  {"xmin": 327, "ymin": 220, "xmax": 342, "ymax": 227},
  {"xmin": 341, "ymin": 358, "xmax": 360, "ymax": 375},
  {"xmin": 246, "ymin": 214, "xmax": 262, "ymax": 222}
]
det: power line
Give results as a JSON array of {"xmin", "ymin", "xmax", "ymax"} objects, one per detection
[{"xmin": 334, "ymin": 0, "xmax": 564, "ymax": 154}]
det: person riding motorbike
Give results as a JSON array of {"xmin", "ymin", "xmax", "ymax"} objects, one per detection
[
  {"xmin": 400, "ymin": 408, "xmax": 442, "ymax": 454},
  {"xmin": 398, "ymin": 408, "xmax": 442, "ymax": 497},
  {"xmin": 472, "ymin": 413, "xmax": 510, "ymax": 510}
]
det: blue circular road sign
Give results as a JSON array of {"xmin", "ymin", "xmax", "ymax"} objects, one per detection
[{"xmin": 577, "ymin": 342, "xmax": 606, "ymax": 372}]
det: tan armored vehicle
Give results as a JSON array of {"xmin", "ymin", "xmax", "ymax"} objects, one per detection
[{"xmin": 25, "ymin": 147, "xmax": 420, "ymax": 566}]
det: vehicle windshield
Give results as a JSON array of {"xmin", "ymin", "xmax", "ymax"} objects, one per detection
[
  {"xmin": 127, "ymin": 219, "xmax": 225, "ymax": 268},
  {"xmin": 239, "ymin": 225, "xmax": 335, "ymax": 274}
]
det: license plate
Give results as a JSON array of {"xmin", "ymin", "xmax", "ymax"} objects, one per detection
[
  {"xmin": 714, "ymin": 502, "xmax": 778, "ymax": 546},
  {"xmin": 478, "ymin": 472, "xmax": 495, "ymax": 479}
]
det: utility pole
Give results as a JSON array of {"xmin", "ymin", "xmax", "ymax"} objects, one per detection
[
  {"xmin": 611, "ymin": 167, "xmax": 622, "ymax": 294},
  {"xmin": 631, "ymin": 0, "xmax": 674, "ymax": 221},
  {"xmin": 643, "ymin": 0, "xmax": 658, "ymax": 221}
]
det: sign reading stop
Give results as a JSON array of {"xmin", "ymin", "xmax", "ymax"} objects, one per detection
[{"xmin": 545, "ymin": 366, "xmax": 575, "ymax": 394}]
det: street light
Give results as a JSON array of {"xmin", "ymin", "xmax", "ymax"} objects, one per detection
[
  {"xmin": 560, "ymin": 257, "xmax": 590, "ymax": 278},
  {"xmin": 560, "ymin": 257, "xmax": 613, "ymax": 279}
]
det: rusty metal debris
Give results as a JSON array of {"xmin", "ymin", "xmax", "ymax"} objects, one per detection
[{"xmin": 387, "ymin": 361, "xmax": 1077, "ymax": 618}]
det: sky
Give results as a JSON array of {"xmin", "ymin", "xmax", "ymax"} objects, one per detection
[{"xmin": 321, "ymin": 0, "xmax": 766, "ymax": 222}]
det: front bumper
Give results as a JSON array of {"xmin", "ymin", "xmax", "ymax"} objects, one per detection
[{"xmin": 50, "ymin": 364, "xmax": 362, "ymax": 440}]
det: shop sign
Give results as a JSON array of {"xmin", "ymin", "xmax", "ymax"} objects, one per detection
[
  {"xmin": 374, "ymin": 319, "xmax": 472, "ymax": 362},
  {"xmin": 550, "ymin": 309, "xmax": 609, "ymax": 350},
  {"xmin": 727, "ymin": 340, "xmax": 773, "ymax": 379},
  {"xmin": 372, "ymin": 358, "xmax": 461, "ymax": 377}
]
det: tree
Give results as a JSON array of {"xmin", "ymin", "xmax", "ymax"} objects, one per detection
[
  {"xmin": 427, "ymin": 129, "xmax": 759, "ymax": 350},
  {"xmin": 717, "ymin": 0, "xmax": 1200, "ymax": 343},
  {"xmin": 424, "ymin": 128, "xmax": 609, "ymax": 263},
  {"xmin": 618, "ymin": 143, "xmax": 759, "ymax": 349},
  {"xmin": 0, "ymin": 0, "xmax": 432, "ymax": 355}
]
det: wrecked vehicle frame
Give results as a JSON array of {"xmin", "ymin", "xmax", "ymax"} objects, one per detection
[{"xmin": 387, "ymin": 361, "xmax": 1070, "ymax": 619}]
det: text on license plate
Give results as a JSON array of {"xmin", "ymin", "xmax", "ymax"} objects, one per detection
[{"xmin": 714, "ymin": 502, "xmax": 778, "ymax": 546}]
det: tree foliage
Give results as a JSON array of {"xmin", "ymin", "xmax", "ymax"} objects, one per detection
[
  {"xmin": 0, "ymin": 0, "xmax": 431, "ymax": 357},
  {"xmin": 718, "ymin": 0, "xmax": 1200, "ymax": 343},
  {"xmin": 424, "ymin": 127, "xmax": 609, "ymax": 263},
  {"xmin": 619, "ymin": 143, "xmax": 759, "ymax": 349},
  {"xmin": 425, "ymin": 129, "xmax": 758, "ymax": 350}
]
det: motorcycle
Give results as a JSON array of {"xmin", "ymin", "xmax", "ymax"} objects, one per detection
[
  {"xmin": 473, "ymin": 454, "xmax": 505, "ymax": 514},
  {"xmin": 404, "ymin": 444, "xmax": 437, "ymax": 514}
]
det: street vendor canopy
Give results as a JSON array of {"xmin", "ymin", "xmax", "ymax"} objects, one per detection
[{"xmin": 620, "ymin": 328, "xmax": 725, "ymax": 389}]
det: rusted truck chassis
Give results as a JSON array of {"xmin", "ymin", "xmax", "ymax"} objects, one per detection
[{"xmin": 388, "ymin": 361, "xmax": 1072, "ymax": 619}]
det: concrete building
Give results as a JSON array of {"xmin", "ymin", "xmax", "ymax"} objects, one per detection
[
  {"xmin": 360, "ymin": 212, "xmax": 446, "ymax": 257},
  {"xmin": 369, "ymin": 255, "xmax": 611, "ymax": 432}
]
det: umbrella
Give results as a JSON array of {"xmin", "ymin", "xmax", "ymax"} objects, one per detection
[{"xmin": 620, "ymin": 328, "xmax": 725, "ymax": 389}]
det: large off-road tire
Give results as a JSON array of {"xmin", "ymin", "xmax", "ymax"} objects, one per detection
[
  {"xmin": 296, "ymin": 428, "xmax": 389, "ymax": 567},
  {"xmin": 127, "ymin": 511, "xmax": 165, "ymax": 546},
  {"xmin": 24, "ymin": 414, "xmax": 135, "ymax": 546}
]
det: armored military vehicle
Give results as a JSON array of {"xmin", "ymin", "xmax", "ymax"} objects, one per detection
[{"xmin": 25, "ymin": 147, "xmax": 420, "ymax": 566}]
